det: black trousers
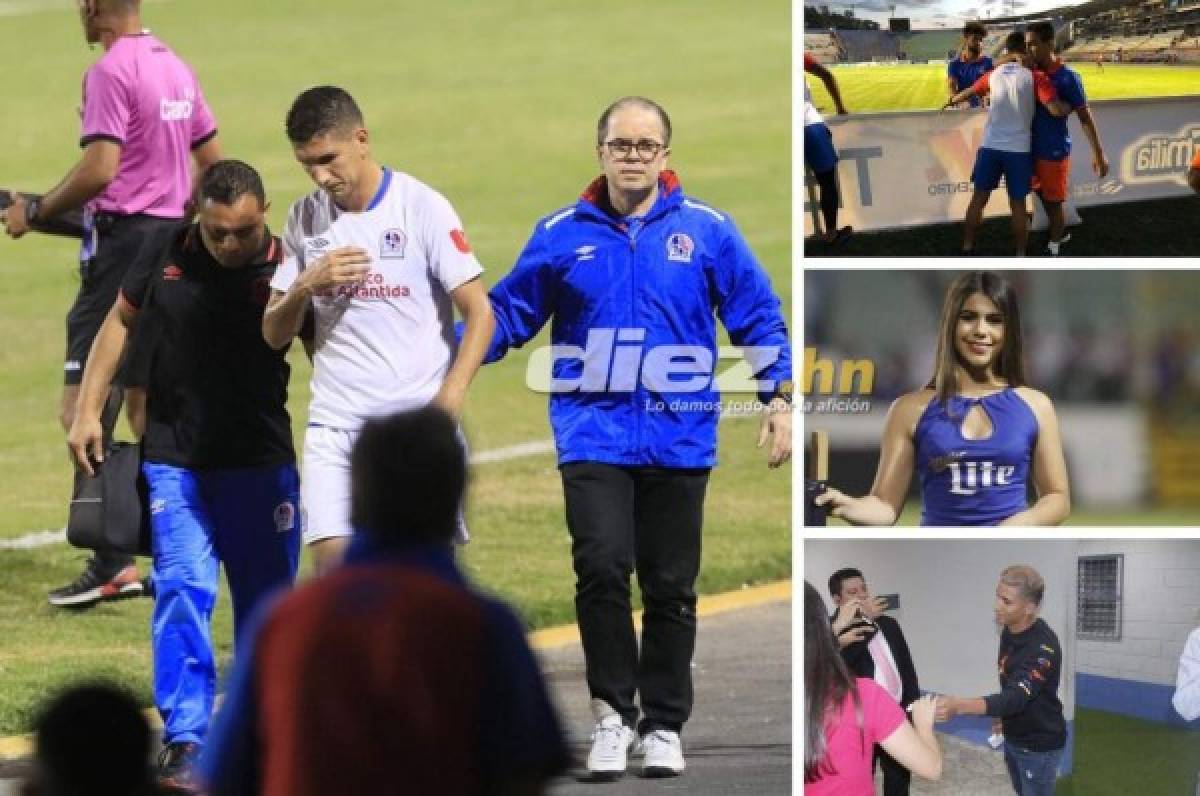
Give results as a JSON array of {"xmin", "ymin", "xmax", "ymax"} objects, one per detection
[
  {"xmin": 65, "ymin": 213, "xmax": 177, "ymax": 386},
  {"xmin": 560, "ymin": 462, "xmax": 710, "ymax": 734}
]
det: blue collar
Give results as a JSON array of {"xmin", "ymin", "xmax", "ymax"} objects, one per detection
[{"xmin": 364, "ymin": 167, "xmax": 392, "ymax": 212}]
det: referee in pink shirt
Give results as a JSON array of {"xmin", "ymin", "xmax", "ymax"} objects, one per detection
[{"xmin": 2, "ymin": 0, "xmax": 222, "ymax": 607}]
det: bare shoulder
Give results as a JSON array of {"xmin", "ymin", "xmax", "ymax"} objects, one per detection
[
  {"xmin": 887, "ymin": 389, "xmax": 936, "ymax": 432},
  {"xmin": 1013, "ymin": 386, "xmax": 1056, "ymax": 419}
]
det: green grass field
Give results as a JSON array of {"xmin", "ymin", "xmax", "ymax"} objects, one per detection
[
  {"xmin": 0, "ymin": 0, "xmax": 790, "ymax": 735},
  {"xmin": 808, "ymin": 61, "xmax": 1200, "ymax": 113},
  {"xmin": 805, "ymin": 62, "xmax": 1200, "ymax": 257},
  {"xmin": 1055, "ymin": 708, "xmax": 1200, "ymax": 795}
]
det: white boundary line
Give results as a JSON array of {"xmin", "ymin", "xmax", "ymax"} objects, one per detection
[
  {"xmin": 0, "ymin": 408, "xmax": 769, "ymax": 551},
  {"xmin": 0, "ymin": 437, "xmax": 557, "ymax": 551}
]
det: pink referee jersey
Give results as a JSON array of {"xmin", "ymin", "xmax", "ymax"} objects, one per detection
[{"xmin": 81, "ymin": 32, "xmax": 216, "ymax": 218}]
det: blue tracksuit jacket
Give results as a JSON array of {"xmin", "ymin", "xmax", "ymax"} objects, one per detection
[{"xmin": 483, "ymin": 170, "xmax": 791, "ymax": 468}]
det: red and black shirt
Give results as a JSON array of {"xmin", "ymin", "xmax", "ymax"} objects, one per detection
[{"xmin": 120, "ymin": 225, "xmax": 300, "ymax": 469}]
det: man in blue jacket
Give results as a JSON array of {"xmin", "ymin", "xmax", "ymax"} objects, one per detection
[{"xmin": 482, "ymin": 96, "xmax": 792, "ymax": 780}]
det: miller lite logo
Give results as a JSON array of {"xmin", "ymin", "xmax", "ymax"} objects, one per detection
[
  {"xmin": 947, "ymin": 460, "xmax": 1015, "ymax": 496},
  {"xmin": 666, "ymin": 232, "xmax": 694, "ymax": 263},
  {"xmin": 380, "ymin": 228, "xmax": 407, "ymax": 259}
]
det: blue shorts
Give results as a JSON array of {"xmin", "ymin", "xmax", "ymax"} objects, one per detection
[
  {"xmin": 804, "ymin": 123, "xmax": 838, "ymax": 174},
  {"xmin": 971, "ymin": 147, "xmax": 1033, "ymax": 200}
]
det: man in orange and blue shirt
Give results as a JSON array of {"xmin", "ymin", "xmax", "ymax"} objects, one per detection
[
  {"xmin": 1025, "ymin": 21, "xmax": 1109, "ymax": 256},
  {"xmin": 947, "ymin": 21, "xmax": 994, "ymax": 109}
]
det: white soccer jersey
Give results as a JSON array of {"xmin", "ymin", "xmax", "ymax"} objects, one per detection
[
  {"xmin": 804, "ymin": 80, "xmax": 823, "ymax": 127},
  {"xmin": 273, "ymin": 168, "xmax": 483, "ymax": 429},
  {"xmin": 978, "ymin": 62, "xmax": 1035, "ymax": 153}
]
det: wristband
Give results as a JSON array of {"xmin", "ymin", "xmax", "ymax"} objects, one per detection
[{"xmin": 25, "ymin": 197, "xmax": 42, "ymax": 226}]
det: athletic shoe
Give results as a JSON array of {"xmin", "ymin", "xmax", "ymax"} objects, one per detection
[
  {"xmin": 1045, "ymin": 233, "xmax": 1072, "ymax": 257},
  {"xmin": 157, "ymin": 741, "xmax": 202, "ymax": 792},
  {"xmin": 640, "ymin": 729, "xmax": 686, "ymax": 777},
  {"xmin": 47, "ymin": 559, "xmax": 144, "ymax": 607},
  {"xmin": 586, "ymin": 700, "xmax": 636, "ymax": 781}
]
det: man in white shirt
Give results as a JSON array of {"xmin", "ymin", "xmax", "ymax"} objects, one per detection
[
  {"xmin": 1173, "ymin": 625, "xmax": 1200, "ymax": 722},
  {"xmin": 942, "ymin": 32, "xmax": 1067, "ymax": 257},
  {"xmin": 263, "ymin": 86, "xmax": 494, "ymax": 573}
]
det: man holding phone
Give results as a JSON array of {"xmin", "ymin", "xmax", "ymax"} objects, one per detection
[{"xmin": 829, "ymin": 567, "xmax": 920, "ymax": 796}]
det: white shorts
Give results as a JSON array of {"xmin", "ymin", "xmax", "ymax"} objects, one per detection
[{"xmin": 301, "ymin": 423, "xmax": 470, "ymax": 546}]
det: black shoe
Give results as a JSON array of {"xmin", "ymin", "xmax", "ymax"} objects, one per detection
[
  {"xmin": 47, "ymin": 557, "xmax": 144, "ymax": 608},
  {"xmin": 157, "ymin": 741, "xmax": 202, "ymax": 792}
]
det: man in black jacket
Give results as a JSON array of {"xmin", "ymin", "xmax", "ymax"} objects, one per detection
[
  {"xmin": 829, "ymin": 567, "xmax": 920, "ymax": 796},
  {"xmin": 936, "ymin": 565, "xmax": 1066, "ymax": 796}
]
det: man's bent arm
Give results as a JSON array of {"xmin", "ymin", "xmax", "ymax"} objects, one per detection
[
  {"xmin": 263, "ymin": 288, "xmax": 311, "ymax": 350},
  {"xmin": 36, "ymin": 140, "xmax": 121, "ymax": 220}
]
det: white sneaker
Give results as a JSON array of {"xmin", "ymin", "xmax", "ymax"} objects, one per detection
[
  {"xmin": 640, "ymin": 729, "xmax": 685, "ymax": 777},
  {"xmin": 586, "ymin": 700, "xmax": 636, "ymax": 780}
]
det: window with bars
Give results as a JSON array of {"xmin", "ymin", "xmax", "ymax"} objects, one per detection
[{"xmin": 1077, "ymin": 554, "xmax": 1123, "ymax": 641}]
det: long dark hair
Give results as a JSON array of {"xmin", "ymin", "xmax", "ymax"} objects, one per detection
[
  {"xmin": 804, "ymin": 580, "xmax": 863, "ymax": 784},
  {"xmin": 925, "ymin": 271, "xmax": 1026, "ymax": 405}
]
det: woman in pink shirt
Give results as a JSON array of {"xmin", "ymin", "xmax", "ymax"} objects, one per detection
[{"xmin": 804, "ymin": 581, "xmax": 942, "ymax": 794}]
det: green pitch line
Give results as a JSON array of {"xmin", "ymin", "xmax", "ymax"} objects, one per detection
[{"xmin": 807, "ymin": 62, "xmax": 1200, "ymax": 113}]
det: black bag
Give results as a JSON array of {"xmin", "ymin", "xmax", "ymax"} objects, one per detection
[{"xmin": 67, "ymin": 441, "xmax": 152, "ymax": 557}]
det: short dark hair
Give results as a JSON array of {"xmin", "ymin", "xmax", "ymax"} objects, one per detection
[
  {"xmin": 33, "ymin": 681, "xmax": 152, "ymax": 796},
  {"xmin": 828, "ymin": 567, "xmax": 865, "ymax": 598},
  {"xmin": 1028, "ymin": 21, "xmax": 1056, "ymax": 43},
  {"xmin": 963, "ymin": 21, "xmax": 987, "ymax": 37},
  {"xmin": 1005, "ymin": 32, "xmax": 1027, "ymax": 53},
  {"xmin": 596, "ymin": 96, "xmax": 672, "ymax": 147},
  {"xmin": 351, "ymin": 407, "xmax": 466, "ymax": 546},
  {"xmin": 198, "ymin": 159, "xmax": 265, "ymax": 205},
  {"xmin": 285, "ymin": 86, "xmax": 365, "ymax": 144}
]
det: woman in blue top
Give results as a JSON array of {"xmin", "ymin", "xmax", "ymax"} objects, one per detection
[{"xmin": 816, "ymin": 272, "xmax": 1070, "ymax": 526}]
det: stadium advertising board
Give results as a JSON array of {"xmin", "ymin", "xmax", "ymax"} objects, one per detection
[{"xmin": 804, "ymin": 96, "xmax": 1200, "ymax": 233}]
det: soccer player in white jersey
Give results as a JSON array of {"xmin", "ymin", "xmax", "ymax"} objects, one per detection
[
  {"xmin": 262, "ymin": 86, "xmax": 494, "ymax": 573},
  {"xmin": 943, "ymin": 33, "xmax": 1068, "ymax": 257}
]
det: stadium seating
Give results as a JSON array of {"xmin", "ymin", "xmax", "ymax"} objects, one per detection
[
  {"xmin": 836, "ymin": 29, "xmax": 900, "ymax": 62},
  {"xmin": 804, "ymin": 31, "xmax": 843, "ymax": 63},
  {"xmin": 893, "ymin": 30, "xmax": 961, "ymax": 62}
]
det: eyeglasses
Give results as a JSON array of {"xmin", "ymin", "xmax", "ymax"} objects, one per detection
[{"xmin": 603, "ymin": 138, "xmax": 665, "ymax": 161}]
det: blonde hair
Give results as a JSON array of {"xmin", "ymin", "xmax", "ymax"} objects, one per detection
[{"xmin": 1000, "ymin": 565, "xmax": 1044, "ymax": 605}]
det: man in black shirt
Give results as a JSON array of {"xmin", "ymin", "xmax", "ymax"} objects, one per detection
[
  {"xmin": 67, "ymin": 160, "xmax": 304, "ymax": 793},
  {"xmin": 935, "ymin": 565, "xmax": 1066, "ymax": 796}
]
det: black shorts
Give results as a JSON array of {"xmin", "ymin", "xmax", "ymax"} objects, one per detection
[{"xmin": 64, "ymin": 214, "xmax": 180, "ymax": 386}]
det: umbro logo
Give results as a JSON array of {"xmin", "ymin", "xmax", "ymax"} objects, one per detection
[
  {"xmin": 575, "ymin": 245, "xmax": 596, "ymax": 261},
  {"xmin": 163, "ymin": 264, "xmax": 183, "ymax": 280},
  {"xmin": 310, "ymin": 237, "xmax": 330, "ymax": 248}
]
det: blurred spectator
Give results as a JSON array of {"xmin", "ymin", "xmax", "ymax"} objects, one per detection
[
  {"xmin": 201, "ymin": 407, "xmax": 569, "ymax": 796},
  {"xmin": 1172, "ymin": 625, "xmax": 1200, "ymax": 722},
  {"xmin": 23, "ymin": 682, "xmax": 161, "ymax": 796}
]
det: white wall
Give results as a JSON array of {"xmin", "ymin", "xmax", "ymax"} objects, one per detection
[
  {"xmin": 804, "ymin": 539, "xmax": 1077, "ymax": 720},
  {"xmin": 1076, "ymin": 539, "xmax": 1200, "ymax": 686}
]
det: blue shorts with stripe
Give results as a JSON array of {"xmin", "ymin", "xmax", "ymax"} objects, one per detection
[{"xmin": 971, "ymin": 147, "xmax": 1033, "ymax": 200}]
